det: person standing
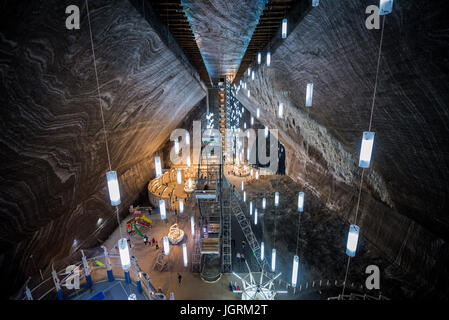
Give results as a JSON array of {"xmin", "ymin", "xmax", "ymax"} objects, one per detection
[
  {"xmin": 155, "ymin": 241, "xmax": 159, "ymax": 250},
  {"xmin": 151, "ymin": 237, "xmax": 155, "ymax": 246},
  {"xmin": 177, "ymin": 273, "xmax": 182, "ymax": 285}
]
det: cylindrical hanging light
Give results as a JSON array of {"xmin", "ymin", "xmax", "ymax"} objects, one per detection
[
  {"xmin": 278, "ymin": 102, "xmax": 284, "ymax": 118},
  {"xmin": 346, "ymin": 224, "xmax": 360, "ymax": 257},
  {"xmin": 255, "ymin": 170, "xmax": 259, "ymax": 180},
  {"xmin": 257, "ymin": 52, "xmax": 261, "ymax": 64},
  {"xmin": 251, "ymin": 70, "xmax": 255, "ymax": 81},
  {"xmin": 155, "ymin": 156, "xmax": 162, "ymax": 178},
  {"xmin": 281, "ymin": 18, "xmax": 287, "ymax": 38},
  {"xmin": 291, "ymin": 255, "xmax": 299, "ymax": 287},
  {"xmin": 177, "ymin": 169, "xmax": 182, "ymax": 184},
  {"xmin": 247, "ymin": 68, "xmax": 251, "ymax": 76},
  {"xmin": 249, "ymin": 201, "xmax": 253, "ymax": 216},
  {"xmin": 188, "ymin": 177, "xmax": 192, "ymax": 189},
  {"xmin": 187, "ymin": 155, "xmax": 191, "ymax": 168},
  {"xmin": 247, "ymin": 89, "xmax": 251, "ymax": 98},
  {"xmin": 266, "ymin": 51, "xmax": 271, "ymax": 66},
  {"xmin": 306, "ymin": 83, "xmax": 314, "ymax": 107},
  {"xmin": 251, "ymin": 116, "xmax": 254, "ymax": 125},
  {"xmin": 275, "ymin": 191, "xmax": 279, "ymax": 207},
  {"xmin": 182, "ymin": 243, "xmax": 188, "ymax": 267},
  {"xmin": 159, "ymin": 199, "xmax": 166, "ymax": 220},
  {"xmin": 262, "ymin": 197, "xmax": 266, "ymax": 209},
  {"xmin": 118, "ymin": 238, "xmax": 131, "ymax": 270},
  {"xmin": 163, "ymin": 236, "xmax": 170, "ymax": 255},
  {"xmin": 254, "ymin": 208, "xmax": 258, "ymax": 225},
  {"xmin": 260, "ymin": 242, "xmax": 265, "ymax": 260},
  {"xmin": 190, "ymin": 216, "xmax": 195, "ymax": 236},
  {"xmin": 243, "ymin": 191, "xmax": 246, "ymax": 202},
  {"xmin": 359, "ymin": 131, "xmax": 375, "ymax": 168},
  {"xmin": 186, "ymin": 132, "xmax": 190, "ymax": 145},
  {"xmin": 379, "ymin": 0, "xmax": 393, "ymax": 15},
  {"xmin": 312, "ymin": 0, "xmax": 320, "ymax": 7},
  {"xmin": 241, "ymin": 181, "xmax": 244, "ymax": 191},
  {"xmin": 271, "ymin": 248, "xmax": 277, "ymax": 272},
  {"xmin": 106, "ymin": 171, "xmax": 121, "ymax": 206},
  {"xmin": 179, "ymin": 198, "xmax": 184, "ymax": 213},
  {"xmin": 264, "ymin": 126, "xmax": 269, "ymax": 138},
  {"xmin": 297, "ymin": 192, "xmax": 305, "ymax": 212},
  {"xmin": 256, "ymin": 108, "xmax": 260, "ymax": 118}
]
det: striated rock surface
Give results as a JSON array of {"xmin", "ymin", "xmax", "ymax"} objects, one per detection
[
  {"xmin": 0, "ymin": 0, "xmax": 205, "ymax": 297},
  {"xmin": 237, "ymin": 0, "xmax": 449, "ymax": 297},
  {"xmin": 182, "ymin": 0, "xmax": 266, "ymax": 79}
]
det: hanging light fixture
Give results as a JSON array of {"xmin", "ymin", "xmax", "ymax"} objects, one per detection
[
  {"xmin": 247, "ymin": 90, "xmax": 251, "ymax": 98},
  {"xmin": 163, "ymin": 236, "xmax": 170, "ymax": 255},
  {"xmin": 186, "ymin": 132, "xmax": 190, "ymax": 145},
  {"xmin": 346, "ymin": 224, "xmax": 360, "ymax": 257},
  {"xmin": 297, "ymin": 192, "xmax": 304, "ymax": 212},
  {"xmin": 187, "ymin": 155, "xmax": 191, "ymax": 168},
  {"xmin": 359, "ymin": 132, "xmax": 375, "ymax": 168},
  {"xmin": 254, "ymin": 208, "xmax": 258, "ymax": 225},
  {"xmin": 182, "ymin": 243, "xmax": 188, "ymax": 267},
  {"xmin": 244, "ymin": 122, "xmax": 247, "ymax": 129},
  {"xmin": 275, "ymin": 191, "xmax": 279, "ymax": 207},
  {"xmin": 266, "ymin": 51, "xmax": 271, "ymax": 67},
  {"xmin": 118, "ymin": 238, "xmax": 131, "ymax": 270},
  {"xmin": 264, "ymin": 126, "xmax": 269, "ymax": 138},
  {"xmin": 257, "ymin": 52, "xmax": 261, "ymax": 64},
  {"xmin": 190, "ymin": 216, "xmax": 195, "ymax": 236},
  {"xmin": 278, "ymin": 102, "xmax": 284, "ymax": 118},
  {"xmin": 155, "ymin": 156, "xmax": 162, "ymax": 178},
  {"xmin": 247, "ymin": 68, "xmax": 251, "ymax": 76},
  {"xmin": 106, "ymin": 171, "xmax": 121, "ymax": 206},
  {"xmin": 271, "ymin": 248, "xmax": 277, "ymax": 272},
  {"xmin": 177, "ymin": 169, "xmax": 182, "ymax": 184},
  {"xmin": 262, "ymin": 197, "xmax": 266, "ymax": 209},
  {"xmin": 241, "ymin": 181, "xmax": 244, "ymax": 191},
  {"xmin": 251, "ymin": 70, "xmax": 255, "ymax": 81},
  {"xmin": 243, "ymin": 191, "xmax": 246, "ymax": 202},
  {"xmin": 379, "ymin": 0, "xmax": 393, "ymax": 15},
  {"xmin": 312, "ymin": 0, "xmax": 320, "ymax": 6},
  {"xmin": 260, "ymin": 242, "xmax": 265, "ymax": 260},
  {"xmin": 249, "ymin": 201, "xmax": 253, "ymax": 216},
  {"xmin": 179, "ymin": 199, "xmax": 184, "ymax": 213},
  {"xmin": 255, "ymin": 170, "xmax": 259, "ymax": 180},
  {"xmin": 159, "ymin": 199, "xmax": 166, "ymax": 220},
  {"xmin": 306, "ymin": 83, "xmax": 314, "ymax": 107},
  {"xmin": 188, "ymin": 177, "xmax": 192, "ymax": 189},
  {"xmin": 256, "ymin": 108, "xmax": 260, "ymax": 118},
  {"xmin": 251, "ymin": 116, "xmax": 254, "ymax": 125},
  {"xmin": 281, "ymin": 18, "xmax": 287, "ymax": 38},
  {"xmin": 291, "ymin": 255, "xmax": 299, "ymax": 287}
]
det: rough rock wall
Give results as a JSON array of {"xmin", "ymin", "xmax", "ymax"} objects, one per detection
[
  {"xmin": 0, "ymin": 0, "xmax": 205, "ymax": 297},
  {"xmin": 182, "ymin": 0, "xmax": 266, "ymax": 78},
  {"xmin": 236, "ymin": 0, "xmax": 449, "ymax": 295}
]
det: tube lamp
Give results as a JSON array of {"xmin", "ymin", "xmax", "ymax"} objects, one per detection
[
  {"xmin": 106, "ymin": 171, "xmax": 121, "ymax": 206},
  {"xmin": 275, "ymin": 191, "xmax": 279, "ymax": 207},
  {"xmin": 292, "ymin": 255, "xmax": 299, "ymax": 287},
  {"xmin": 249, "ymin": 201, "xmax": 253, "ymax": 216},
  {"xmin": 359, "ymin": 131, "xmax": 375, "ymax": 168},
  {"xmin": 346, "ymin": 224, "xmax": 360, "ymax": 257},
  {"xmin": 281, "ymin": 18, "xmax": 287, "ymax": 38},
  {"xmin": 254, "ymin": 208, "xmax": 258, "ymax": 225},
  {"xmin": 155, "ymin": 156, "xmax": 162, "ymax": 178},
  {"xmin": 312, "ymin": 0, "xmax": 320, "ymax": 6},
  {"xmin": 261, "ymin": 242, "xmax": 265, "ymax": 260},
  {"xmin": 182, "ymin": 243, "xmax": 188, "ymax": 267},
  {"xmin": 179, "ymin": 199, "xmax": 184, "ymax": 213},
  {"xmin": 177, "ymin": 169, "xmax": 182, "ymax": 184},
  {"xmin": 379, "ymin": 0, "xmax": 393, "ymax": 15},
  {"xmin": 266, "ymin": 52, "xmax": 271, "ymax": 66},
  {"xmin": 306, "ymin": 83, "xmax": 313, "ymax": 107},
  {"xmin": 191, "ymin": 216, "xmax": 195, "ymax": 236},
  {"xmin": 271, "ymin": 248, "xmax": 277, "ymax": 272},
  {"xmin": 297, "ymin": 192, "xmax": 304, "ymax": 212},
  {"xmin": 159, "ymin": 199, "xmax": 166, "ymax": 220},
  {"xmin": 278, "ymin": 103, "xmax": 284, "ymax": 118},
  {"xmin": 118, "ymin": 238, "xmax": 131, "ymax": 270},
  {"xmin": 262, "ymin": 197, "xmax": 266, "ymax": 209},
  {"xmin": 257, "ymin": 52, "xmax": 261, "ymax": 64},
  {"xmin": 163, "ymin": 236, "xmax": 170, "ymax": 255}
]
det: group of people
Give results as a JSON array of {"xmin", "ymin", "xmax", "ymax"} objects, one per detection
[
  {"xmin": 229, "ymin": 281, "xmax": 241, "ymax": 292},
  {"xmin": 143, "ymin": 235, "xmax": 159, "ymax": 249}
]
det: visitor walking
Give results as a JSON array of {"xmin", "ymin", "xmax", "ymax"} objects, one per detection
[
  {"xmin": 178, "ymin": 273, "xmax": 182, "ymax": 285},
  {"xmin": 155, "ymin": 241, "xmax": 159, "ymax": 250},
  {"xmin": 143, "ymin": 235, "xmax": 148, "ymax": 246},
  {"xmin": 151, "ymin": 237, "xmax": 155, "ymax": 246}
]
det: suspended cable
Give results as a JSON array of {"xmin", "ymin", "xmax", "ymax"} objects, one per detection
[
  {"xmin": 341, "ymin": 14, "xmax": 387, "ymax": 297},
  {"xmin": 86, "ymin": 0, "xmax": 123, "ymax": 240}
]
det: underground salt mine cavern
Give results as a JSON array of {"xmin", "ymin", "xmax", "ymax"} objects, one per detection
[{"xmin": 1, "ymin": 0, "xmax": 449, "ymax": 305}]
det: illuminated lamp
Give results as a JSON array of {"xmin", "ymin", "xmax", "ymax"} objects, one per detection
[
  {"xmin": 278, "ymin": 103, "xmax": 284, "ymax": 118},
  {"xmin": 179, "ymin": 199, "xmax": 184, "ymax": 213},
  {"xmin": 379, "ymin": 0, "xmax": 393, "ymax": 15},
  {"xmin": 260, "ymin": 242, "xmax": 265, "ymax": 260},
  {"xmin": 118, "ymin": 238, "xmax": 131, "ymax": 270},
  {"xmin": 182, "ymin": 243, "xmax": 188, "ymax": 267},
  {"xmin": 159, "ymin": 199, "xmax": 166, "ymax": 220},
  {"xmin": 274, "ymin": 191, "xmax": 279, "ymax": 207},
  {"xmin": 297, "ymin": 192, "xmax": 304, "ymax": 212},
  {"xmin": 291, "ymin": 255, "xmax": 299, "ymax": 287},
  {"xmin": 281, "ymin": 19, "xmax": 287, "ymax": 38},
  {"xmin": 163, "ymin": 236, "xmax": 170, "ymax": 255},
  {"xmin": 106, "ymin": 171, "xmax": 121, "ymax": 206},
  {"xmin": 306, "ymin": 83, "xmax": 313, "ymax": 107},
  {"xmin": 266, "ymin": 52, "xmax": 271, "ymax": 66},
  {"xmin": 271, "ymin": 248, "xmax": 276, "ymax": 272},
  {"xmin": 346, "ymin": 224, "xmax": 360, "ymax": 257}
]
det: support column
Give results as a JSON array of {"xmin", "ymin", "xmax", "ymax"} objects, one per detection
[
  {"xmin": 102, "ymin": 245, "xmax": 114, "ymax": 282},
  {"xmin": 124, "ymin": 270, "xmax": 130, "ymax": 284},
  {"xmin": 136, "ymin": 272, "xmax": 142, "ymax": 294},
  {"xmin": 51, "ymin": 266, "xmax": 63, "ymax": 300},
  {"xmin": 81, "ymin": 250, "xmax": 93, "ymax": 288}
]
